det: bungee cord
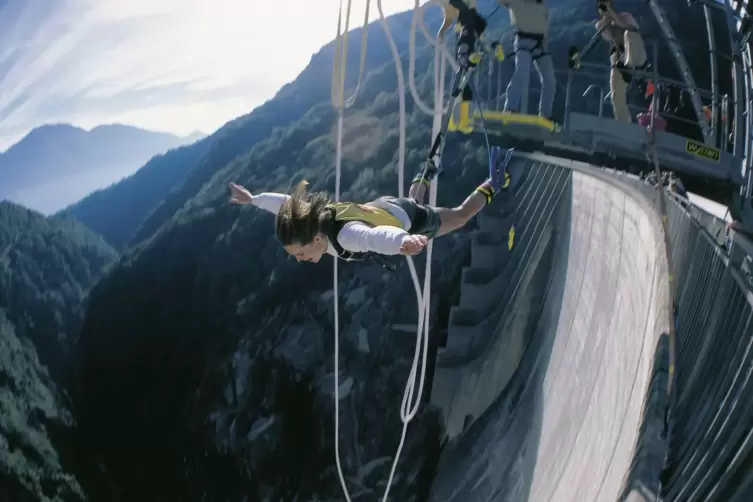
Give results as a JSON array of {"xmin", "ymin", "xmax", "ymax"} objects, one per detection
[
  {"xmin": 330, "ymin": 2, "xmax": 372, "ymax": 499},
  {"xmin": 329, "ymin": 0, "xmax": 457, "ymax": 500}
]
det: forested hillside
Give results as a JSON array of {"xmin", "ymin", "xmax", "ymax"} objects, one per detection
[
  {"xmin": 0, "ymin": 201, "xmax": 118, "ymax": 502},
  {"xmin": 0, "ymin": 202, "xmax": 118, "ymax": 378},
  {"xmin": 61, "ymin": 0, "xmax": 715, "ymax": 500},
  {"xmin": 0, "ymin": 311, "xmax": 85, "ymax": 502}
]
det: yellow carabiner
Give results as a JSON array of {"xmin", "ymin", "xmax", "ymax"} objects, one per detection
[
  {"xmin": 494, "ymin": 43, "xmax": 505, "ymax": 61},
  {"xmin": 508, "ymin": 225, "xmax": 516, "ymax": 250}
]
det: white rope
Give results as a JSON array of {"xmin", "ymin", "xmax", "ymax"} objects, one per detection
[
  {"xmin": 408, "ymin": 0, "xmax": 460, "ymax": 117},
  {"xmin": 378, "ymin": 4, "xmax": 449, "ymax": 499},
  {"xmin": 330, "ymin": 1, "xmax": 448, "ymax": 500},
  {"xmin": 331, "ymin": 0, "xmax": 371, "ymax": 109},
  {"xmin": 330, "ymin": 1, "xmax": 371, "ymax": 500}
]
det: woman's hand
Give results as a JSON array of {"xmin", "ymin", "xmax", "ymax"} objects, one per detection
[
  {"xmin": 399, "ymin": 234, "xmax": 429, "ymax": 256},
  {"xmin": 229, "ymin": 183, "xmax": 254, "ymax": 204}
]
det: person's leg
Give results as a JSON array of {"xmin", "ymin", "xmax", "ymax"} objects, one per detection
[
  {"xmin": 409, "ymin": 178, "xmax": 429, "ymax": 204},
  {"xmin": 624, "ymin": 31, "xmax": 647, "ymax": 68},
  {"xmin": 409, "ymin": 158, "xmax": 441, "ymax": 203},
  {"xmin": 610, "ymin": 69, "xmax": 631, "ymax": 123},
  {"xmin": 456, "ymin": 26, "xmax": 477, "ymax": 68},
  {"xmin": 504, "ymin": 37, "xmax": 535, "ymax": 113},
  {"xmin": 534, "ymin": 52, "xmax": 556, "ymax": 119},
  {"xmin": 433, "ymin": 147, "xmax": 511, "ymax": 237},
  {"xmin": 609, "ymin": 52, "xmax": 631, "ymax": 123}
]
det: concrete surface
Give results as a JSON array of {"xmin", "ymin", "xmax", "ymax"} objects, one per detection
[{"xmin": 428, "ymin": 158, "xmax": 670, "ymax": 501}]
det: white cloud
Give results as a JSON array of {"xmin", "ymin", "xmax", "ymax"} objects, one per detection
[{"xmin": 0, "ymin": 0, "xmax": 427, "ymax": 150}]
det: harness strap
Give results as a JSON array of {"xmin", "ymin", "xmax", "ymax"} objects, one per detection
[
  {"xmin": 516, "ymin": 31, "xmax": 544, "ymax": 41},
  {"xmin": 321, "ymin": 207, "xmax": 398, "ymax": 271},
  {"xmin": 511, "ymin": 31, "xmax": 551, "ymax": 60}
]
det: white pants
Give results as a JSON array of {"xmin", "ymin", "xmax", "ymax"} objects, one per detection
[{"xmin": 610, "ymin": 32, "xmax": 647, "ymax": 123}]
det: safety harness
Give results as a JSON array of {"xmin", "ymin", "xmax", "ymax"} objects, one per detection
[
  {"xmin": 514, "ymin": 31, "xmax": 549, "ymax": 61},
  {"xmin": 319, "ymin": 202, "xmax": 405, "ymax": 270},
  {"xmin": 603, "ymin": 22, "xmax": 649, "ymax": 84}
]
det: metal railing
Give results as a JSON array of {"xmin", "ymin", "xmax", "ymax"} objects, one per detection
[
  {"xmin": 659, "ymin": 200, "xmax": 753, "ymax": 501},
  {"xmin": 464, "ymin": 36, "xmax": 739, "ymax": 153}
]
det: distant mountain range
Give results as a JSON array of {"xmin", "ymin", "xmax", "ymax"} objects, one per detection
[{"xmin": 0, "ymin": 123, "xmax": 205, "ymax": 214}]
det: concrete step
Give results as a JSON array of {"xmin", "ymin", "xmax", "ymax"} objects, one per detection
[
  {"xmin": 462, "ymin": 266, "xmax": 494, "ymax": 285},
  {"xmin": 442, "ymin": 320, "xmax": 479, "ymax": 354},
  {"xmin": 470, "ymin": 237, "xmax": 499, "ymax": 270},
  {"xmin": 476, "ymin": 232, "xmax": 506, "ymax": 246},
  {"xmin": 478, "ymin": 210, "xmax": 510, "ymax": 233},
  {"xmin": 459, "ymin": 267, "xmax": 495, "ymax": 309},
  {"xmin": 448, "ymin": 305, "xmax": 482, "ymax": 328},
  {"xmin": 436, "ymin": 318, "xmax": 493, "ymax": 367},
  {"xmin": 471, "ymin": 237, "xmax": 510, "ymax": 269}
]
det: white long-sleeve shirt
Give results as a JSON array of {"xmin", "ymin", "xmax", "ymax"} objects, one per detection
[{"xmin": 251, "ymin": 192, "xmax": 411, "ymax": 256}]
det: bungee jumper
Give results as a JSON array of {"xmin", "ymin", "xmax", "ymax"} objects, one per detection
[{"xmin": 228, "ymin": 146, "xmax": 514, "ymax": 264}]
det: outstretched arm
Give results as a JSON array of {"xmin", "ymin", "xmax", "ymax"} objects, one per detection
[
  {"xmin": 229, "ymin": 182, "xmax": 289, "ymax": 215},
  {"xmin": 337, "ymin": 222, "xmax": 428, "ymax": 256},
  {"xmin": 250, "ymin": 193, "xmax": 289, "ymax": 215}
]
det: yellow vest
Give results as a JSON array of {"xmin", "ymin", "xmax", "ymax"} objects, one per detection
[{"xmin": 323, "ymin": 202, "xmax": 404, "ymax": 260}]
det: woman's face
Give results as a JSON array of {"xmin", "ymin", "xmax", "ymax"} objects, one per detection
[{"xmin": 284, "ymin": 234, "xmax": 328, "ymax": 263}]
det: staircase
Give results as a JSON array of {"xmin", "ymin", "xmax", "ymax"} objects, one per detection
[{"xmin": 429, "ymin": 156, "xmax": 572, "ymax": 437}]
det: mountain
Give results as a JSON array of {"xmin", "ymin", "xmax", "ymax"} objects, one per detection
[
  {"xmin": 0, "ymin": 0, "xmax": 708, "ymax": 500},
  {"xmin": 60, "ymin": 7, "xmax": 444, "ymax": 252},
  {"xmin": 0, "ymin": 123, "xmax": 204, "ymax": 215},
  {"xmin": 0, "ymin": 201, "xmax": 118, "ymax": 502},
  {"xmin": 58, "ymin": 137, "xmax": 215, "ymax": 250}
]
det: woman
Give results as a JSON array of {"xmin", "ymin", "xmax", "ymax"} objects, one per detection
[{"xmin": 229, "ymin": 147, "xmax": 514, "ymax": 264}]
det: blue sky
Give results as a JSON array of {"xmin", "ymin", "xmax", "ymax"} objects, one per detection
[{"xmin": 0, "ymin": 0, "xmax": 421, "ymax": 151}]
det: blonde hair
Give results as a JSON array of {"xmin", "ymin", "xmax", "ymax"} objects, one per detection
[{"xmin": 275, "ymin": 180, "xmax": 332, "ymax": 246}]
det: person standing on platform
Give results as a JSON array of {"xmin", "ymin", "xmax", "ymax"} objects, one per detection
[{"xmin": 501, "ymin": 0, "xmax": 555, "ymax": 120}]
